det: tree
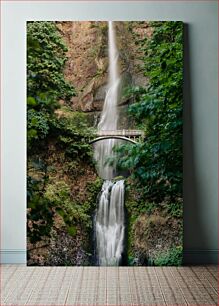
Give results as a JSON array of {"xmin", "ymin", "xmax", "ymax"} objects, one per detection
[
  {"xmin": 27, "ymin": 21, "xmax": 75, "ymax": 150},
  {"xmin": 116, "ymin": 21, "xmax": 183, "ymax": 202}
]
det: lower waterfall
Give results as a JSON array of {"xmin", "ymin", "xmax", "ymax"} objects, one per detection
[{"xmin": 95, "ymin": 180, "xmax": 125, "ymax": 266}]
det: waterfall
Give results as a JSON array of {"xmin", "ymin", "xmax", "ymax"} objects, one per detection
[
  {"xmin": 95, "ymin": 180, "xmax": 125, "ymax": 266},
  {"xmin": 98, "ymin": 21, "xmax": 120, "ymax": 131},
  {"xmin": 94, "ymin": 21, "xmax": 121, "ymax": 180},
  {"xmin": 94, "ymin": 21, "xmax": 125, "ymax": 266}
]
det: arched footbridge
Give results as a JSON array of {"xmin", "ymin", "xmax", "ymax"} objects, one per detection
[{"xmin": 89, "ymin": 130, "xmax": 145, "ymax": 144}]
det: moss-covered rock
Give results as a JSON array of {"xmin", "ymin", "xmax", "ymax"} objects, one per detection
[
  {"xmin": 127, "ymin": 212, "xmax": 182, "ymax": 266},
  {"xmin": 27, "ymin": 109, "xmax": 103, "ymax": 266},
  {"xmin": 125, "ymin": 178, "xmax": 182, "ymax": 266}
]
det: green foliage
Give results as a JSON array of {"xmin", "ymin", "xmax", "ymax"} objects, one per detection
[
  {"xmin": 126, "ymin": 197, "xmax": 156, "ymax": 217},
  {"xmin": 27, "ymin": 21, "xmax": 99, "ymax": 241},
  {"xmin": 27, "ymin": 160, "xmax": 55, "ymax": 243},
  {"xmin": 45, "ymin": 181, "xmax": 91, "ymax": 228},
  {"xmin": 50, "ymin": 111, "xmax": 95, "ymax": 160},
  {"xmin": 28, "ymin": 155, "xmax": 102, "ymax": 262},
  {"xmin": 27, "ymin": 109, "xmax": 50, "ymax": 145},
  {"xmin": 27, "ymin": 111, "xmax": 95, "ymax": 242},
  {"xmin": 164, "ymin": 202, "xmax": 183, "ymax": 218},
  {"xmin": 27, "ymin": 21, "xmax": 75, "ymax": 100},
  {"xmin": 125, "ymin": 179, "xmax": 156, "ymax": 220},
  {"xmin": 83, "ymin": 177, "xmax": 104, "ymax": 216},
  {"xmin": 152, "ymin": 246, "xmax": 183, "ymax": 266},
  {"xmin": 86, "ymin": 177, "xmax": 103, "ymax": 196},
  {"xmin": 67, "ymin": 226, "xmax": 77, "ymax": 237},
  {"xmin": 115, "ymin": 21, "xmax": 183, "ymax": 203},
  {"xmin": 127, "ymin": 256, "xmax": 136, "ymax": 266},
  {"xmin": 44, "ymin": 177, "xmax": 102, "ymax": 232},
  {"xmin": 27, "ymin": 22, "xmax": 75, "ymax": 151},
  {"xmin": 27, "ymin": 22, "xmax": 96, "ymax": 249}
]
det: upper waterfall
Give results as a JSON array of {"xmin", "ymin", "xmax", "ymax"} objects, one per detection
[
  {"xmin": 94, "ymin": 21, "xmax": 121, "ymax": 180},
  {"xmin": 98, "ymin": 21, "xmax": 120, "ymax": 131}
]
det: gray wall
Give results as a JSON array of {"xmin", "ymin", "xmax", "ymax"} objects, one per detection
[{"xmin": 1, "ymin": 1, "xmax": 218, "ymax": 263}]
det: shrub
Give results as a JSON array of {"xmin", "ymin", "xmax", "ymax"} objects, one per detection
[{"xmin": 152, "ymin": 246, "xmax": 183, "ymax": 266}]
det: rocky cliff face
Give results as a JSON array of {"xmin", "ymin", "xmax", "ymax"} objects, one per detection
[
  {"xmin": 57, "ymin": 21, "xmax": 152, "ymax": 120},
  {"xmin": 57, "ymin": 21, "xmax": 108, "ymax": 112}
]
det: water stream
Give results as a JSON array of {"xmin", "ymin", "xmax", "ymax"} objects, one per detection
[{"xmin": 94, "ymin": 21, "xmax": 125, "ymax": 266}]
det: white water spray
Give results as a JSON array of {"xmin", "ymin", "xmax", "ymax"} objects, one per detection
[{"xmin": 94, "ymin": 21, "xmax": 125, "ymax": 266}]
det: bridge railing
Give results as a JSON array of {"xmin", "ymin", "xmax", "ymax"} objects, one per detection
[
  {"xmin": 96, "ymin": 129, "xmax": 145, "ymax": 137},
  {"xmin": 89, "ymin": 129, "xmax": 145, "ymax": 144}
]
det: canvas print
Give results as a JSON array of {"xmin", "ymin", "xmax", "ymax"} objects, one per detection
[{"xmin": 27, "ymin": 21, "xmax": 183, "ymax": 266}]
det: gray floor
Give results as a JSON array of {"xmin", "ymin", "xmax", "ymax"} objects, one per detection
[{"xmin": 1, "ymin": 265, "xmax": 218, "ymax": 305}]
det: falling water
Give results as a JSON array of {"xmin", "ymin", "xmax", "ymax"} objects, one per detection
[
  {"xmin": 95, "ymin": 180, "xmax": 125, "ymax": 266},
  {"xmin": 94, "ymin": 21, "xmax": 121, "ymax": 180},
  {"xmin": 94, "ymin": 21, "xmax": 125, "ymax": 266},
  {"xmin": 98, "ymin": 21, "xmax": 120, "ymax": 131}
]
